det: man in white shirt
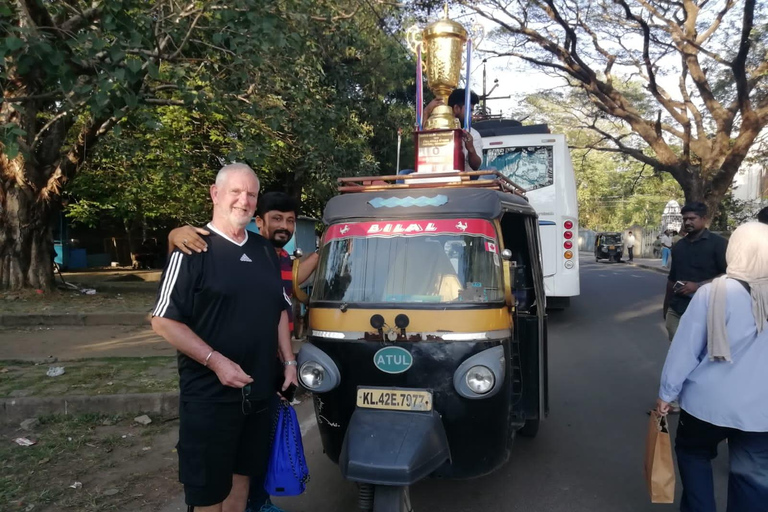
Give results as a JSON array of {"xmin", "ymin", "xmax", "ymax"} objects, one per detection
[
  {"xmin": 660, "ymin": 229, "xmax": 673, "ymax": 268},
  {"xmin": 625, "ymin": 231, "xmax": 636, "ymax": 262},
  {"xmin": 424, "ymin": 89, "xmax": 483, "ymax": 173}
]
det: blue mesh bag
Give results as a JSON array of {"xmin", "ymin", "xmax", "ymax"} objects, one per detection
[{"xmin": 264, "ymin": 401, "xmax": 310, "ymax": 496}]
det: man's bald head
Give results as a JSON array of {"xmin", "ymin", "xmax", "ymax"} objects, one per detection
[{"xmin": 215, "ymin": 163, "xmax": 260, "ymax": 189}]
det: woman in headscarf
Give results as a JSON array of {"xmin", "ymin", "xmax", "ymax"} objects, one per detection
[{"xmin": 656, "ymin": 222, "xmax": 768, "ymax": 512}]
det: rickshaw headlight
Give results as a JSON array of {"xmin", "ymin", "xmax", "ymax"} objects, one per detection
[
  {"xmin": 299, "ymin": 361, "xmax": 325, "ymax": 389},
  {"xmin": 465, "ymin": 365, "xmax": 495, "ymax": 394}
]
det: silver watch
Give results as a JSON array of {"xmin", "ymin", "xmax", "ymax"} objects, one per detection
[{"xmin": 284, "ymin": 360, "xmax": 298, "ymax": 367}]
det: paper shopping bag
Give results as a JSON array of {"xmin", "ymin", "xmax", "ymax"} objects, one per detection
[{"xmin": 644, "ymin": 410, "xmax": 675, "ymax": 503}]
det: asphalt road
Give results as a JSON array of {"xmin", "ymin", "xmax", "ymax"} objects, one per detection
[{"xmin": 266, "ymin": 259, "xmax": 731, "ymax": 512}]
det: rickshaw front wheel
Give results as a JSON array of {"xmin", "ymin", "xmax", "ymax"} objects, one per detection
[{"xmin": 373, "ymin": 485, "xmax": 412, "ymax": 512}]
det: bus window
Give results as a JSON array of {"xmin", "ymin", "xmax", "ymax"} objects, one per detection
[{"xmin": 482, "ymin": 146, "xmax": 554, "ymax": 191}]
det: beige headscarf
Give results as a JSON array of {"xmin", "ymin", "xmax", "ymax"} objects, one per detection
[{"xmin": 707, "ymin": 222, "xmax": 768, "ymax": 361}]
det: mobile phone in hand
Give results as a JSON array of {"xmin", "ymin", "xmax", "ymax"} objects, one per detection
[
  {"xmin": 673, "ymin": 281, "xmax": 685, "ymax": 293},
  {"xmin": 279, "ymin": 383, "xmax": 297, "ymax": 402}
]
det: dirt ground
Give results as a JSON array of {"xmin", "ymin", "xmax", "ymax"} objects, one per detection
[
  {"xmin": 1, "ymin": 289, "xmax": 157, "ymax": 315},
  {"xmin": 1, "ymin": 413, "xmax": 181, "ymax": 512},
  {"xmin": 0, "ymin": 326, "xmax": 173, "ymax": 362}
]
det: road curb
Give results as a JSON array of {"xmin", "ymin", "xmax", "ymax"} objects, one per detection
[
  {"xmin": 0, "ymin": 312, "xmax": 151, "ymax": 327},
  {"xmin": 0, "ymin": 391, "xmax": 179, "ymax": 424},
  {"xmin": 626, "ymin": 262, "xmax": 668, "ymax": 275}
]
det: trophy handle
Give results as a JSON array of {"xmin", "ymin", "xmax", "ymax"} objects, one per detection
[
  {"xmin": 405, "ymin": 25, "xmax": 424, "ymax": 54},
  {"xmin": 467, "ymin": 23, "xmax": 485, "ymax": 49}
]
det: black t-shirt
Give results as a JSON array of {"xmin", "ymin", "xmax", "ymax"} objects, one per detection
[
  {"xmin": 152, "ymin": 225, "xmax": 289, "ymax": 402},
  {"xmin": 667, "ymin": 229, "xmax": 727, "ymax": 315}
]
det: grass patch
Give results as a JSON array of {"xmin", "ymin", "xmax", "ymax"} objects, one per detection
[
  {"xmin": 1, "ymin": 412, "xmax": 179, "ymax": 511},
  {"xmin": 0, "ymin": 357, "xmax": 178, "ymax": 398}
]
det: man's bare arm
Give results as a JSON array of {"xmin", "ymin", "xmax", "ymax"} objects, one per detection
[
  {"xmin": 296, "ymin": 252, "xmax": 319, "ymax": 285},
  {"xmin": 151, "ymin": 316, "xmax": 252, "ymax": 388},
  {"xmin": 277, "ymin": 311, "xmax": 298, "ymax": 391},
  {"xmin": 663, "ymin": 280, "xmax": 674, "ymax": 319}
]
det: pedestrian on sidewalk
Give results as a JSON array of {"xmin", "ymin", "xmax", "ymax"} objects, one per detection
[
  {"xmin": 151, "ymin": 164, "xmax": 298, "ymax": 512},
  {"xmin": 656, "ymin": 221, "xmax": 768, "ymax": 512},
  {"xmin": 660, "ymin": 229, "xmax": 673, "ymax": 269},
  {"xmin": 663, "ymin": 202, "xmax": 727, "ymax": 342},
  {"xmin": 625, "ymin": 231, "xmax": 636, "ymax": 262}
]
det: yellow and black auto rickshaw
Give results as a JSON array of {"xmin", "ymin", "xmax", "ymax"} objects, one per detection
[
  {"xmin": 295, "ymin": 171, "xmax": 548, "ymax": 512},
  {"xmin": 594, "ymin": 232, "xmax": 624, "ymax": 263}
]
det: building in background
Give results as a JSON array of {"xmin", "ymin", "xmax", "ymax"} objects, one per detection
[
  {"xmin": 732, "ymin": 163, "xmax": 767, "ymax": 218},
  {"xmin": 661, "ymin": 200, "xmax": 682, "ymax": 233}
]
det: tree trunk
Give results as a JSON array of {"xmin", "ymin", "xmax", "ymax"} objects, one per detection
[
  {"xmin": 125, "ymin": 220, "xmax": 138, "ymax": 269},
  {"xmin": 677, "ymin": 165, "xmax": 730, "ymax": 223},
  {"xmin": 0, "ymin": 176, "xmax": 55, "ymax": 291}
]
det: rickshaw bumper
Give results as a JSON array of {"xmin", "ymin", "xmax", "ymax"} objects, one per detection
[{"xmin": 339, "ymin": 408, "xmax": 450, "ymax": 486}]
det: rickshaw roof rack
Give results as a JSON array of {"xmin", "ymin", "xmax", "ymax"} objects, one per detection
[{"xmin": 337, "ymin": 170, "xmax": 526, "ymax": 196}]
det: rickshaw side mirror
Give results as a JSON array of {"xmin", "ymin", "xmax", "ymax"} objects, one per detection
[{"xmin": 292, "ymin": 257, "xmax": 310, "ymax": 304}]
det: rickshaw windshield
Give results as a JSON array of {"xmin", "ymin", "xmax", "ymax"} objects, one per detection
[
  {"xmin": 312, "ymin": 219, "xmax": 504, "ymax": 304},
  {"xmin": 600, "ymin": 235, "xmax": 622, "ymax": 245}
]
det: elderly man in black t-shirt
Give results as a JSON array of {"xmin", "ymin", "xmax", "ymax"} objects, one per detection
[
  {"xmin": 151, "ymin": 163, "xmax": 298, "ymax": 512},
  {"xmin": 663, "ymin": 202, "xmax": 728, "ymax": 342}
]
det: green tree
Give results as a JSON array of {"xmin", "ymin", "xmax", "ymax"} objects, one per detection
[
  {"xmin": 514, "ymin": 89, "xmax": 684, "ymax": 230},
  {"xmin": 64, "ymin": 107, "xmax": 227, "ymax": 260},
  {"xmin": 456, "ymin": 0, "xmax": 768, "ymax": 219},
  {"xmin": 1, "ymin": 0, "xmax": 416, "ymax": 290}
]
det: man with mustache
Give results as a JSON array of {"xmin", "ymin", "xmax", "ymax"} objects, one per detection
[
  {"xmin": 169, "ymin": 195, "xmax": 319, "ymax": 309},
  {"xmin": 663, "ymin": 202, "xmax": 728, "ymax": 342}
]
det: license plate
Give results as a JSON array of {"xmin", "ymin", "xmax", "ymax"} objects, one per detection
[
  {"xmin": 356, "ymin": 388, "xmax": 433, "ymax": 412},
  {"xmin": 609, "ymin": 245, "xmax": 615, "ymax": 249}
]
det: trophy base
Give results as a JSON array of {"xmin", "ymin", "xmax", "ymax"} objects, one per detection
[
  {"xmin": 414, "ymin": 129, "xmax": 464, "ymax": 179},
  {"xmin": 425, "ymin": 106, "xmax": 460, "ymax": 130}
]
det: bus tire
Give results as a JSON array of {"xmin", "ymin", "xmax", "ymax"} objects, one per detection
[
  {"xmin": 547, "ymin": 297, "xmax": 570, "ymax": 310},
  {"xmin": 519, "ymin": 419, "xmax": 539, "ymax": 438},
  {"xmin": 373, "ymin": 485, "xmax": 412, "ymax": 512}
]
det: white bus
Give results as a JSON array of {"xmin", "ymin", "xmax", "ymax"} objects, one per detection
[{"xmin": 476, "ymin": 121, "xmax": 580, "ymax": 308}]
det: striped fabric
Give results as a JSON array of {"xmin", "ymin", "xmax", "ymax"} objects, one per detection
[
  {"xmin": 153, "ymin": 251, "xmax": 183, "ymax": 317},
  {"xmin": 278, "ymin": 249, "xmax": 294, "ymax": 330}
]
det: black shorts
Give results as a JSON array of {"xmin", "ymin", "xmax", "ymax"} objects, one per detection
[{"xmin": 178, "ymin": 399, "xmax": 271, "ymax": 507}]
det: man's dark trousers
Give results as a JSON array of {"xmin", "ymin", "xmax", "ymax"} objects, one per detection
[
  {"xmin": 628, "ymin": 247, "xmax": 634, "ymax": 261},
  {"xmin": 675, "ymin": 410, "xmax": 768, "ymax": 512}
]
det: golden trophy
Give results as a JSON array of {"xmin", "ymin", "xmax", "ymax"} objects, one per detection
[
  {"xmin": 406, "ymin": 7, "xmax": 482, "ymax": 175},
  {"xmin": 407, "ymin": 12, "xmax": 467, "ymax": 130}
]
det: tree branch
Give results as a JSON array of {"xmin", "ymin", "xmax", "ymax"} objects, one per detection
[
  {"xmin": 143, "ymin": 98, "xmax": 186, "ymax": 106},
  {"xmin": 696, "ymin": 0, "xmax": 736, "ymax": 44},
  {"xmin": 310, "ymin": 5, "xmax": 361, "ymax": 21},
  {"xmin": 167, "ymin": 9, "xmax": 205, "ymax": 61},
  {"xmin": 613, "ymin": 0, "xmax": 689, "ymax": 127},
  {"xmin": 730, "ymin": 0, "xmax": 755, "ymax": 116}
]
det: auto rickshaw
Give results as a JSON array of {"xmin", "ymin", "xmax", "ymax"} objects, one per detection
[
  {"xmin": 294, "ymin": 171, "xmax": 548, "ymax": 512},
  {"xmin": 594, "ymin": 232, "xmax": 624, "ymax": 263}
]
